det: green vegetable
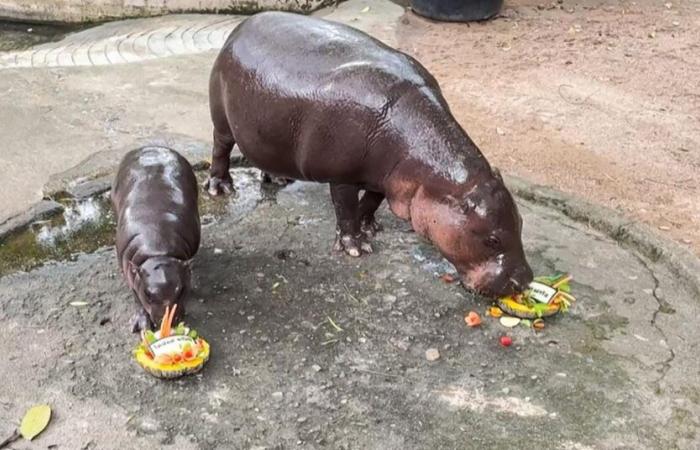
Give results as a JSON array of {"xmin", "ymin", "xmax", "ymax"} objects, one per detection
[
  {"xmin": 144, "ymin": 330, "xmax": 157, "ymax": 344},
  {"xmin": 188, "ymin": 329, "xmax": 198, "ymax": 339},
  {"xmin": 175, "ymin": 322, "xmax": 186, "ymax": 335}
]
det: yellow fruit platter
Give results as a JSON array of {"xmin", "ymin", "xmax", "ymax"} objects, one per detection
[
  {"xmin": 497, "ymin": 273, "xmax": 575, "ymax": 319},
  {"xmin": 133, "ymin": 305, "xmax": 210, "ymax": 379}
]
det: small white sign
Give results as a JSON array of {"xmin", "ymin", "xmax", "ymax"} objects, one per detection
[
  {"xmin": 528, "ymin": 281, "xmax": 558, "ymax": 304},
  {"xmin": 149, "ymin": 335, "xmax": 196, "ymax": 358}
]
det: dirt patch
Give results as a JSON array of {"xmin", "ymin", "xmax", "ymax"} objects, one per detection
[{"xmin": 396, "ymin": 0, "xmax": 699, "ymax": 255}]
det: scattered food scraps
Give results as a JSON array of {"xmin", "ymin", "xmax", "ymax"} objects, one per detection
[
  {"xmin": 439, "ymin": 273, "xmax": 456, "ymax": 283},
  {"xmin": 499, "ymin": 316, "xmax": 521, "ymax": 328},
  {"xmin": 500, "ymin": 336, "xmax": 513, "ymax": 347},
  {"xmin": 533, "ymin": 319, "xmax": 545, "ymax": 331},
  {"xmin": 487, "ymin": 306, "xmax": 503, "ymax": 318},
  {"xmin": 464, "ymin": 311, "xmax": 481, "ymax": 327}
]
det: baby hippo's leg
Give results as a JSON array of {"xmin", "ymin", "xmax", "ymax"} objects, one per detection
[
  {"xmin": 358, "ymin": 191, "xmax": 385, "ymax": 237},
  {"xmin": 330, "ymin": 184, "xmax": 373, "ymax": 257},
  {"xmin": 205, "ymin": 129, "xmax": 235, "ymax": 196},
  {"xmin": 130, "ymin": 292, "xmax": 153, "ymax": 333}
]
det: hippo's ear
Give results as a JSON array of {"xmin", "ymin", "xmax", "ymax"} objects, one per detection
[
  {"xmin": 442, "ymin": 194, "xmax": 475, "ymax": 214},
  {"xmin": 127, "ymin": 261, "xmax": 139, "ymax": 276},
  {"xmin": 491, "ymin": 166, "xmax": 503, "ymax": 181}
]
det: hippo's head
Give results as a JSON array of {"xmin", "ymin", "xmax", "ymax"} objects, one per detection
[
  {"xmin": 411, "ymin": 171, "xmax": 533, "ymax": 298},
  {"xmin": 129, "ymin": 256, "xmax": 191, "ymax": 329}
]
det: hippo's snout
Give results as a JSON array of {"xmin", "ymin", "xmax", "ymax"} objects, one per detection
[{"xmin": 460, "ymin": 258, "xmax": 534, "ymax": 299}]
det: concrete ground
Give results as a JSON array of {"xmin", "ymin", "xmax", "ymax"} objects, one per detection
[
  {"xmin": 1, "ymin": 161, "xmax": 699, "ymax": 449},
  {"xmin": 0, "ymin": 0, "xmax": 699, "ymax": 449}
]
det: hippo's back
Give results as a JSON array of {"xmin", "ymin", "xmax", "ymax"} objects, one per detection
[
  {"xmin": 217, "ymin": 11, "xmax": 439, "ymax": 108},
  {"xmin": 112, "ymin": 147, "xmax": 200, "ymax": 264}
]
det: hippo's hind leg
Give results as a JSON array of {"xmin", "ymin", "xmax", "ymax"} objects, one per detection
[
  {"xmin": 330, "ymin": 184, "xmax": 373, "ymax": 257},
  {"xmin": 358, "ymin": 191, "xmax": 385, "ymax": 237},
  {"xmin": 205, "ymin": 128, "xmax": 236, "ymax": 196}
]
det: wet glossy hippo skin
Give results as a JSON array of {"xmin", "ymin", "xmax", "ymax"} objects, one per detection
[
  {"xmin": 112, "ymin": 146, "xmax": 200, "ymax": 332},
  {"xmin": 206, "ymin": 12, "xmax": 532, "ymax": 297}
]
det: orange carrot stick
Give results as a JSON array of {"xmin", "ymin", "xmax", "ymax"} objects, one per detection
[
  {"xmin": 160, "ymin": 305, "xmax": 170, "ymax": 337},
  {"xmin": 166, "ymin": 304, "xmax": 177, "ymax": 336}
]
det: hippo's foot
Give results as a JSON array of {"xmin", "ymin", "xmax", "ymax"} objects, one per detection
[
  {"xmin": 205, "ymin": 175, "xmax": 234, "ymax": 196},
  {"xmin": 262, "ymin": 172, "xmax": 294, "ymax": 186},
  {"xmin": 360, "ymin": 216, "xmax": 383, "ymax": 238},
  {"xmin": 130, "ymin": 309, "xmax": 154, "ymax": 333},
  {"xmin": 333, "ymin": 231, "xmax": 373, "ymax": 257}
]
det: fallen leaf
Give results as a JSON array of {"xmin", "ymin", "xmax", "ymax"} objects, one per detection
[
  {"xmin": 69, "ymin": 301, "xmax": 88, "ymax": 307},
  {"xmin": 499, "ymin": 316, "xmax": 521, "ymax": 328},
  {"xmin": 20, "ymin": 404, "xmax": 51, "ymax": 441}
]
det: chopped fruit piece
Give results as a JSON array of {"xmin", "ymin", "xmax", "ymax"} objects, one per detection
[
  {"xmin": 500, "ymin": 336, "xmax": 513, "ymax": 347},
  {"xmin": 487, "ymin": 306, "xmax": 503, "ymax": 318},
  {"xmin": 464, "ymin": 311, "xmax": 482, "ymax": 327}
]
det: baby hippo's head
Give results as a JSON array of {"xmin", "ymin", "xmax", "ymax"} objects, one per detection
[
  {"xmin": 130, "ymin": 256, "xmax": 191, "ymax": 329},
  {"xmin": 411, "ymin": 172, "xmax": 533, "ymax": 298}
]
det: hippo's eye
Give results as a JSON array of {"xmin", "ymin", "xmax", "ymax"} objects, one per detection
[{"xmin": 485, "ymin": 236, "xmax": 501, "ymax": 249}]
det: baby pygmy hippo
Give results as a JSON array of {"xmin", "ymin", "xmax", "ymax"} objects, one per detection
[
  {"xmin": 206, "ymin": 12, "xmax": 533, "ymax": 297},
  {"xmin": 111, "ymin": 146, "xmax": 200, "ymax": 332}
]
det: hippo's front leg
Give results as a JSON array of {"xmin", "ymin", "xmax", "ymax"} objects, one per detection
[
  {"xmin": 205, "ymin": 129, "xmax": 235, "ymax": 196},
  {"xmin": 330, "ymin": 184, "xmax": 373, "ymax": 257}
]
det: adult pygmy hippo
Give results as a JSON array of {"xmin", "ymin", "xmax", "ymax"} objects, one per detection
[
  {"xmin": 112, "ymin": 147, "xmax": 200, "ymax": 332},
  {"xmin": 206, "ymin": 12, "xmax": 533, "ymax": 297}
]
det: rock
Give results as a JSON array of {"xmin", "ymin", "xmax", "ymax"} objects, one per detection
[
  {"xmin": 0, "ymin": 200, "xmax": 63, "ymax": 241},
  {"xmin": 425, "ymin": 348, "xmax": 440, "ymax": 361},
  {"xmin": 312, "ymin": 364, "xmax": 322, "ymax": 372},
  {"xmin": 138, "ymin": 418, "xmax": 160, "ymax": 434}
]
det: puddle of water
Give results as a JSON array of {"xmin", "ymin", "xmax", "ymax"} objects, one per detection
[
  {"xmin": 0, "ymin": 168, "xmax": 268, "ymax": 278},
  {"xmin": 198, "ymin": 168, "xmax": 266, "ymax": 226},
  {"xmin": 0, "ymin": 192, "xmax": 116, "ymax": 277},
  {"xmin": 0, "ymin": 21, "xmax": 84, "ymax": 52}
]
